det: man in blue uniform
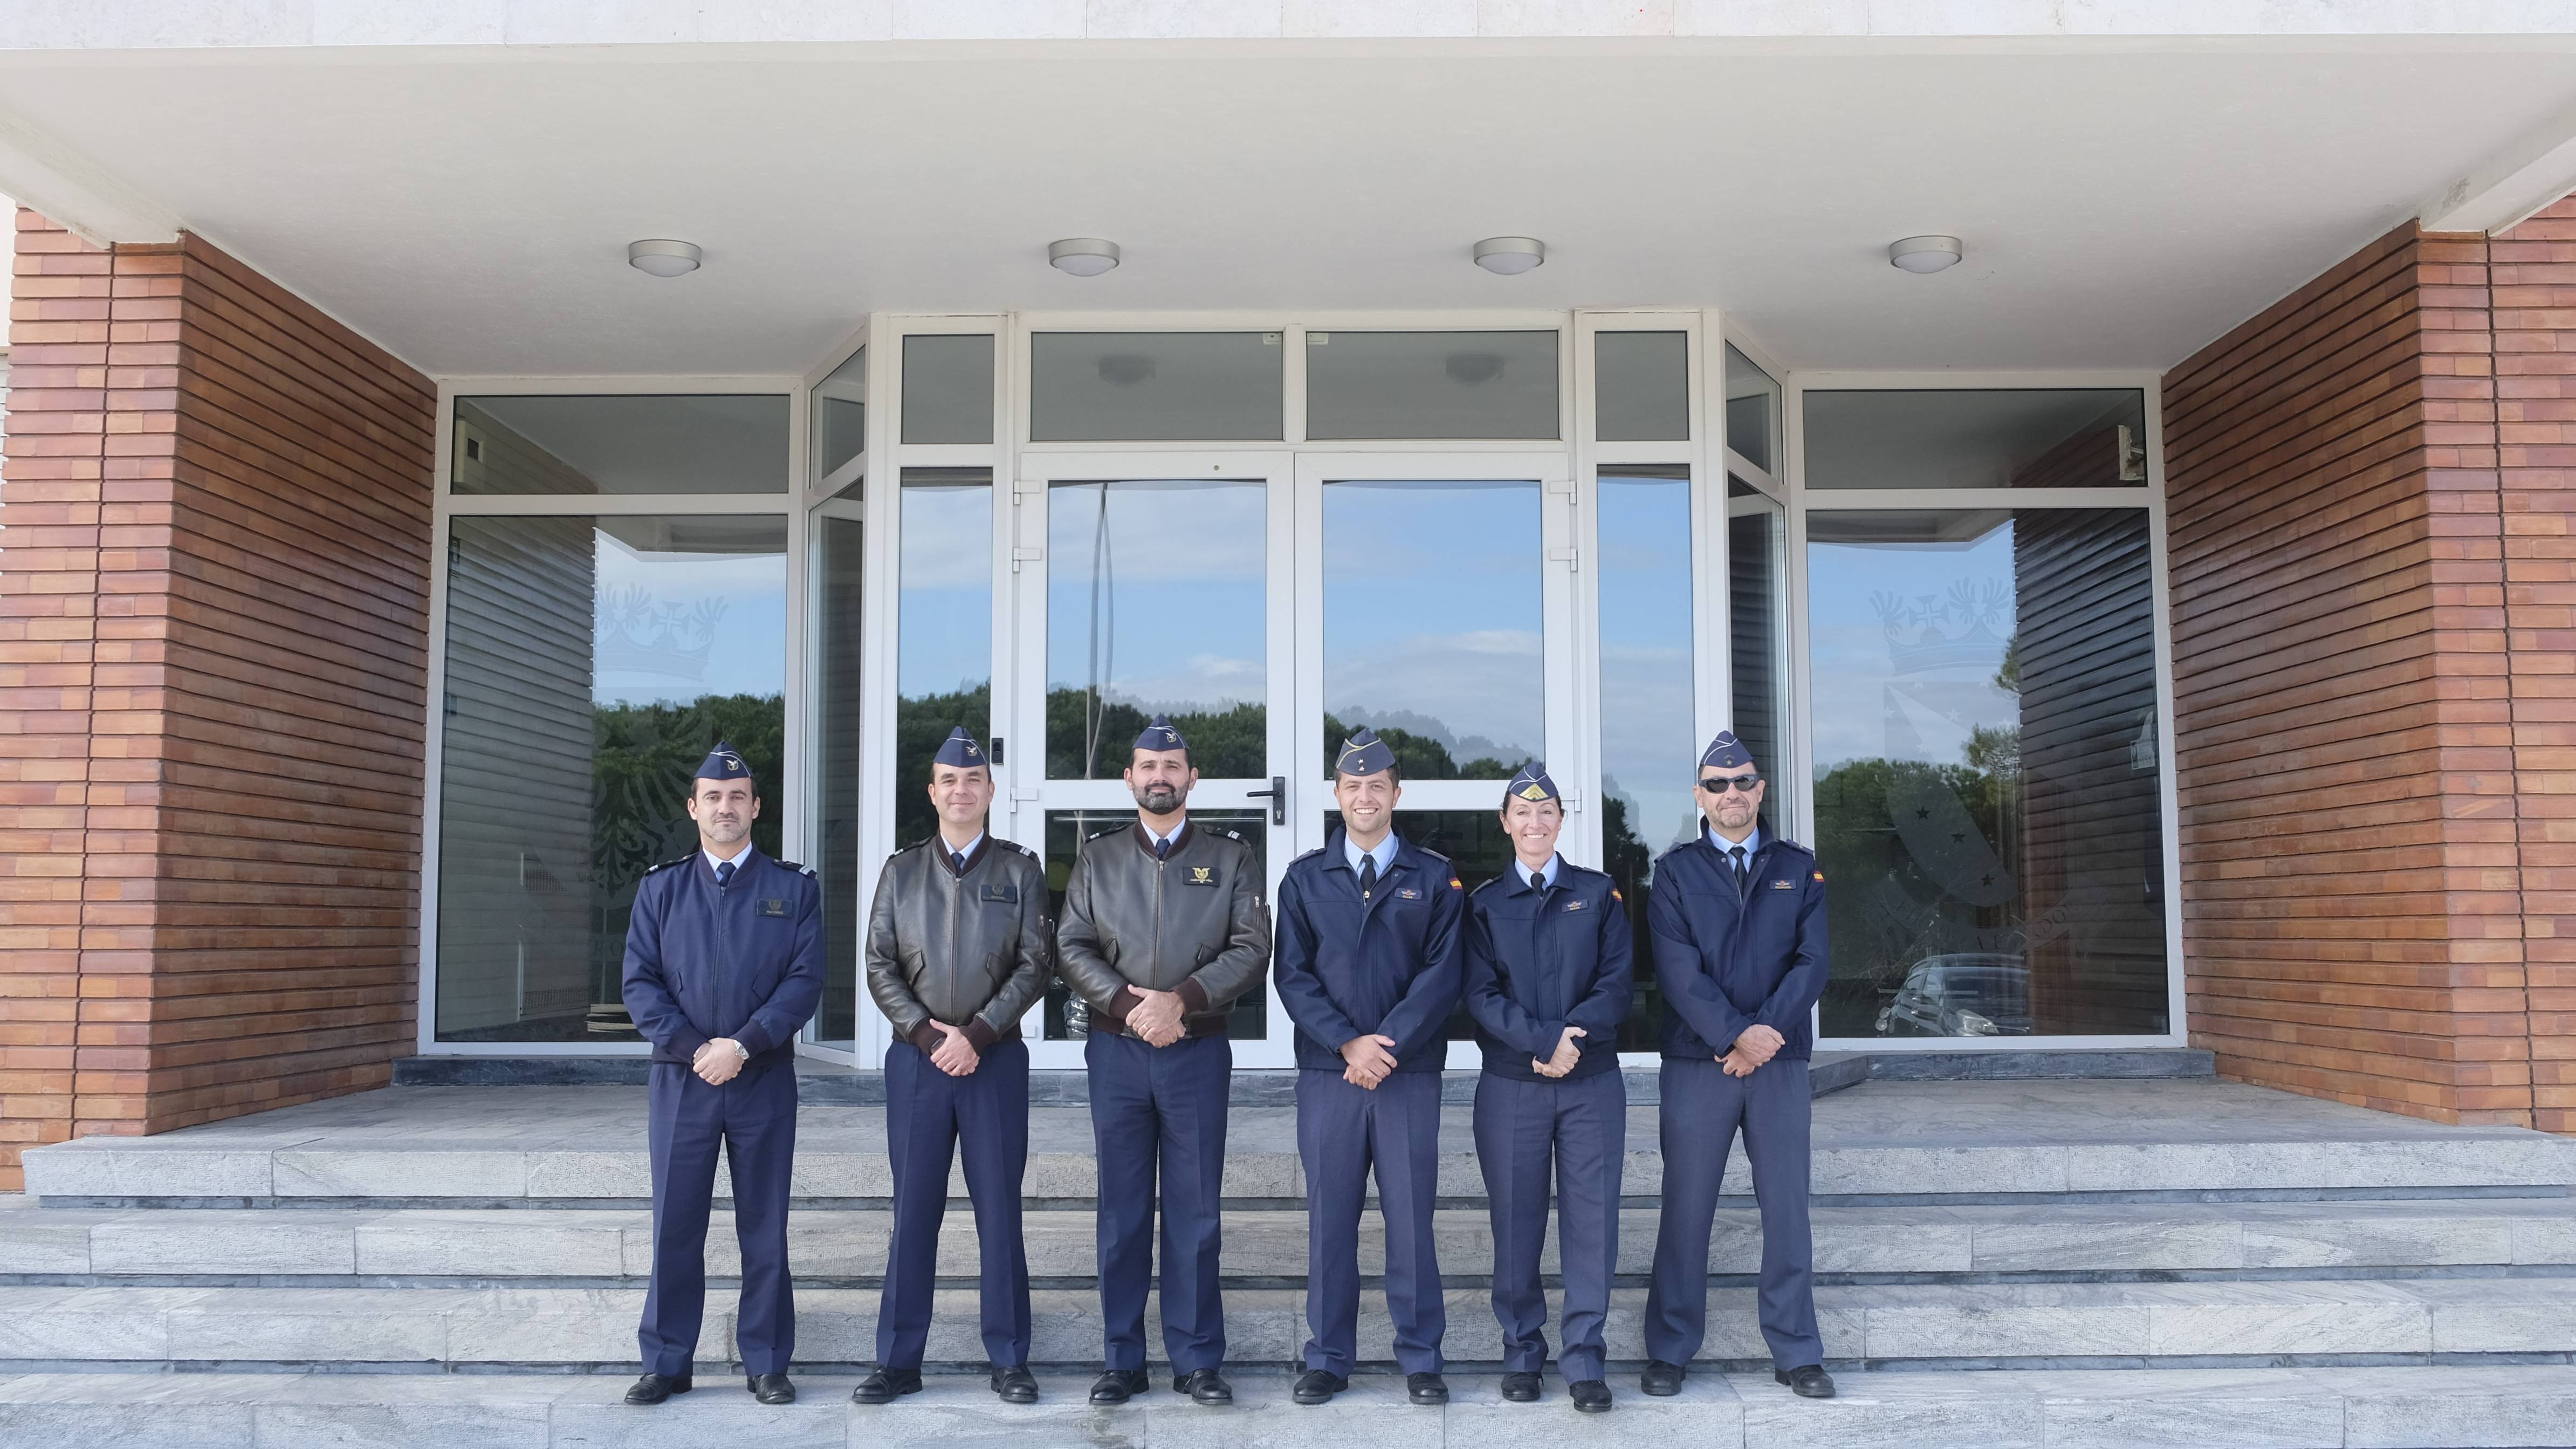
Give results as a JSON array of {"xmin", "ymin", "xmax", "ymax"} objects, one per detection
[
  {"xmin": 619, "ymin": 740, "xmax": 826, "ymax": 1407},
  {"xmin": 1640, "ymin": 730, "xmax": 1834, "ymax": 1401},
  {"xmin": 854, "ymin": 726, "xmax": 1052, "ymax": 1407},
  {"xmin": 1273, "ymin": 727, "xmax": 1462, "ymax": 1408},
  {"xmin": 1461, "ymin": 763, "xmax": 1632, "ymax": 1414}
]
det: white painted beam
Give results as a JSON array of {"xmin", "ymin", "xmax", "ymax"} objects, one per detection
[
  {"xmin": 2421, "ymin": 95, "xmax": 2576, "ymax": 235},
  {"xmin": 0, "ymin": 101, "xmax": 179, "ymax": 246}
]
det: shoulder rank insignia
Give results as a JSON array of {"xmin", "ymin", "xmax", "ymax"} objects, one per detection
[{"xmin": 644, "ymin": 856, "xmax": 692, "ymax": 875}]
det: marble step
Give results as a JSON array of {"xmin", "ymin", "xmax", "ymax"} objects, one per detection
[
  {"xmin": 6, "ymin": 1365, "xmax": 2576, "ymax": 1449},
  {"xmin": 5, "ymin": 1276, "xmax": 2576, "ymax": 1369},
  {"xmin": 11, "ymin": 1199, "xmax": 2576, "ymax": 1282}
]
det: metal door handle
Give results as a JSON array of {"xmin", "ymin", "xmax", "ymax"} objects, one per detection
[{"xmin": 1244, "ymin": 775, "xmax": 1287, "ymax": 827}]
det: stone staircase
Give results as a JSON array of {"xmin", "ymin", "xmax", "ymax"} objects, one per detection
[{"xmin": 5, "ymin": 1074, "xmax": 2576, "ymax": 1447}]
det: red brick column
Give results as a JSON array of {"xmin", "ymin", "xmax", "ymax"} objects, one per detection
[{"xmin": 0, "ymin": 212, "xmax": 435, "ymax": 1187}]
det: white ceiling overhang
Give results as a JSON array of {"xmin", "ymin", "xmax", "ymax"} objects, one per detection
[{"xmin": 1, "ymin": 14, "xmax": 2572, "ymax": 376}]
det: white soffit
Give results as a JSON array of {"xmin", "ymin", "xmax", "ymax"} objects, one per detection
[{"xmin": 0, "ymin": 37, "xmax": 2569, "ymax": 375}]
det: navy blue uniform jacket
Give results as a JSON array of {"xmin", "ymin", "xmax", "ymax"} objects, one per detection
[
  {"xmin": 621, "ymin": 848, "xmax": 828, "ymax": 1069},
  {"xmin": 1273, "ymin": 830, "xmax": 1465, "ymax": 1075},
  {"xmin": 1650, "ymin": 833, "xmax": 1829, "ymax": 1062},
  {"xmin": 1462, "ymin": 861, "xmax": 1633, "ymax": 1083}
]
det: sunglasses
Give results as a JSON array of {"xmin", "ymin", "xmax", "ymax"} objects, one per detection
[{"xmin": 1698, "ymin": 774, "xmax": 1764, "ymax": 794}]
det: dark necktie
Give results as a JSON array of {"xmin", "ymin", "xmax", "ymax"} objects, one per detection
[
  {"xmin": 1728, "ymin": 844, "xmax": 1748, "ymax": 898},
  {"xmin": 950, "ymin": 850, "xmax": 967, "ymax": 874},
  {"xmin": 1357, "ymin": 855, "xmax": 1378, "ymax": 900},
  {"xmin": 1155, "ymin": 835, "xmax": 1171, "ymax": 861},
  {"xmin": 715, "ymin": 860, "xmax": 736, "ymax": 889},
  {"xmin": 1528, "ymin": 868, "xmax": 1544, "ymax": 892}
]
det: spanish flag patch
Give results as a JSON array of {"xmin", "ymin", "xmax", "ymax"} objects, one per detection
[
  {"xmin": 1812, "ymin": 870, "xmax": 1826, "ymax": 883},
  {"xmin": 1610, "ymin": 888, "xmax": 1623, "ymax": 902},
  {"xmin": 1448, "ymin": 876, "xmax": 1464, "ymax": 890}
]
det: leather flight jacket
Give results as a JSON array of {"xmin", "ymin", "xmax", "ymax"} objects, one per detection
[
  {"xmin": 1057, "ymin": 820, "xmax": 1272, "ymax": 1040},
  {"xmin": 864, "ymin": 833, "xmax": 1053, "ymax": 1054}
]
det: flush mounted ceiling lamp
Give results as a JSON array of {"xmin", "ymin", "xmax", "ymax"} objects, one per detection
[
  {"xmin": 1049, "ymin": 238, "xmax": 1121, "ymax": 277},
  {"xmin": 1473, "ymin": 237, "xmax": 1545, "ymax": 275},
  {"xmin": 627, "ymin": 239, "xmax": 702, "ymax": 277},
  {"xmin": 1888, "ymin": 235, "xmax": 1963, "ymax": 273}
]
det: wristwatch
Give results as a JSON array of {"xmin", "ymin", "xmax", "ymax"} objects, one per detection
[{"xmin": 729, "ymin": 1040, "xmax": 750, "ymax": 1064}]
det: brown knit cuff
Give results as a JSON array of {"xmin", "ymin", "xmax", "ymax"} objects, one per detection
[
  {"xmin": 1100, "ymin": 986, "xmax": 1143, "ymax": 1027},
  {"xmin": 963, "ymin": 1018, "xmax": 999, "ymax": 1050},
  {"xmin": 1174, "ymin": 978, "xmax": 1212, "ymax": 1015},
  {"xmin": 906, "ymin": 1021, "xmax": 944, "ymax": 1053}
]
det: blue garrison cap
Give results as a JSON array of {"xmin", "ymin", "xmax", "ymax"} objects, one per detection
[
  {"xmin": 1134, "ymin": 713, "xmax": 1189, "ymax": 754},
  {"xmin": 1700, "ymin": 730, "xmax": 1756, "ymax": 772},
  {"xmin": 1334, "ymin": 727, "xmax": 1396, "ymax": 779},
  {"xmin": 932, "ymin": 726, "xmax": 988, "ymax": 770},
  {"xmin": 695, "ymin": 740, "xmax": 752, "ymax": 781},
  {"xmin": 1503, "ymin": 761, "xmax": 1561, "ymax": 806}
]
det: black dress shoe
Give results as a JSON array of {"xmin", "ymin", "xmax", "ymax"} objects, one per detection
[
  {"xmin": 1776, "ymin": 1364, "xmax": 1836, "ymax": 1399},
  {"xmin": 991, "ymin": 1364, "xmax": 1038, "ymax": 1403},
  {"xmin": 1639, "ymin": 1358, "xmax": 1686, "ymax": 1396},
  {"xmin": 1406, "ymin": 1372, "xmax": 1448, "ymax": 1406},
  {"xmin": 623, "ymin": 1372, "xmax": 691, "ymax": 1405},
  {"xmin": 1500, "ymin": 1370, "xmax": 1543, "ymax": 1402},
  {"xmin": 851, "ymin": 1366, "xmax": 922, "ymax": 1405},
  {"xmin": 1088, "ymin": 1368, "xmax": 1151, "ymax": 1405},
  {"xmin": 1292, "ymin": 1369, "xmax": 1348, "ymax": 1405},
  {"xmin": 1173, "ymin": 1368, "xmax": 1233, "ymax": 1405},
  {"xmin": 1570, "ymin": 1379, "xmax": 1613, "ymax": 1414},
  {"xmin": 746, "ymin": 1373, "xmax": 795, "ymax": 1405}
]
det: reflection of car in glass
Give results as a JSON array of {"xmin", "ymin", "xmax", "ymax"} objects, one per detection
[{"xmin": 1874, "ymin": 953, "xmax": 2030, "ymax": 1038}]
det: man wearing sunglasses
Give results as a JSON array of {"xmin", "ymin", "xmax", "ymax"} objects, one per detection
[{"xmin": 1639, "ymin": 731, "xmax": 1833, "ymax": 1403}]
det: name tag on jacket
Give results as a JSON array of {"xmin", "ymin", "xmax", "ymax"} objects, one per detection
[
  {"xmin": 758, "ymin": 898, "xmax": 788, "ymax": 916},
  {"xmin": 980, "ymin": 882, "xmax": 1019, "ymax": 904}
]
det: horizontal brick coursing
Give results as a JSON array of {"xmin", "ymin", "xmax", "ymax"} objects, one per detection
[{"xmin": 0, "ymin": 211, "xmax": 435, "ymax": 1184}]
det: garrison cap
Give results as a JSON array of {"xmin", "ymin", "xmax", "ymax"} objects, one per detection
[
  {"xmin": 694, "ymin": 740, "xmax": 753, "ymax": 782},
  {"xmin": 932, "ymin": 726, "xmax": 988, "ymax": 770},
  {"xmin": 1134, "ymin": 713, "xmax": 1189, "ymax": 754},
  {"xmin": 1334, "ymin": 727, "xmax": 1396, "ymax": 779},
  {"xmin": 1699, "ymin": 730, "xmax": 1756, "ymax": 773},
  {"xmin": 1503, "ymin": 761, "xmax": 1561, "ymax": 806}
]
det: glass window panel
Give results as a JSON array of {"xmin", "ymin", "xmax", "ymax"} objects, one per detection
[
  {"xmin": 897, "ymin": 468, "xmax": 993, "ymax": 847},
  {"xmin": 1041, "ymin": 808, "xmax": 1269, "ymax": 1041},
  {"xmin": 902, "ymin": 334, "xmax": 995, "ymax": 445},
  {"xmin": 813, "ymin": 510, "xmax": 864, "ymax": 1047},
  {"xmin": 1723, "ymin": 344, "xmax": 1779, "ymax": 475},
  {"xmin": 1305, "ymin": 330, "xmax": 1558, "ymax": 440},
  {"xmin": 435, "ymin": 514, "xmax": 787, "ymax": 1043},
  {"xmin": 812, "ymin": 345, "xmax": 867, "ymax": 484},
  {"xmin": 1047, "ymin": 478, "xmax": 1267, "ymax": 780},
  {"xmin": 1804, "ymin": 389, "xmax": 2149, "ymax": 489},
  {"xmin": 1729, "ymin": 477, "xmax": 1789, "ymax": 789},
  {"xmin": 1597, "ymin": 466, "xmax": 1698, "ymax": 1050},
  {"xmin": 1316, "ymin": 809, "xmax": 1514, "ymax": 1040},
  {"xmin": 1805, "ymin": 508, "xmax": 2169, "ymax": 1040},
  {"xmin": 1322, "ymin": 478, "xmax": 1541, "ymax": 779},
  {"xmin": 454, "ymin": 395, "xmax": 788, "ymax": 495},
  {"xmin": 1031, "ymin": 332, "xmax": 1284, "ymax": 441},
  {"xmin": 1595, "ymin": 332, "xmax": 1691, "ymax": 442}
]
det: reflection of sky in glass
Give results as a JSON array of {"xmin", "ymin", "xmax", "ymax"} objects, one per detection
[
  {"xmin": 1047, "ymin": 479, "xmax": 1266, "ymax": 711},
  {"xmin": 592, "ymin": 527, "xmax": 786, "ymax": 707},
  {"xmin": 1323, "ymin": 479, "xmax": 1541, "ymax": 760},
  {"xmin": 898, "ymin": 484, "xmax": 993, "ymax": 698},
  {"xmin": 1598, "ymin": 477, "xmax": 1698, "ymax": 853},
  {"xmin": 1808, "ymin": 519, "xmax": 2017, "ymax": 772}
]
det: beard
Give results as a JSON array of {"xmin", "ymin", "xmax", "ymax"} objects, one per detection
[{"xmin": 1134, "ymin": 780, "xmax": 1186, "ymax": 813}]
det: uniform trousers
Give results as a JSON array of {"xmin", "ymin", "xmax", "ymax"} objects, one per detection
[
  {"xmin": 1087, "ymin": 1031, "xmax": 1232, "ymax": 1373},
  {"xmin": 1295, "ymin": 1066, "xmax": 1445, "ymax": 1376},
  {"xmin": 640, "ymin": 1058, "xmax": 799, "ymax": 1377},
  {"xmin": 1473, "ymin": 1068, "xmax": 1626, "ymax": 1382},
  {"xmin": 1643, "ymin": 1055, "xmax": 1822, "ymax": 1370},
  {"xmin": 877, "ymin": 1037, "xmax": 1032, "ymax": 1370}
]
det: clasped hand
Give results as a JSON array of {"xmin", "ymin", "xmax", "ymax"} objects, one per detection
[
  {"xmin": 1341, "ymin": 1033, "xmax": 1399, "ymax": 1089},
  {"xmin": 1721, "ymin": 1023, "xmax": 1785, "ymax": 1077},
  {"xmin": 1125, "ymin": 987, "xmax": 1188, "ymax": 1048},
  {"xmin": 928, "ymin": 1021, "xmax": 982, "ymax": 1077},
  {"xmin": 690, "ymin": 1039, "xmax": 744, "ymax": 1086},
  {"xmin": 1530, "ymin": 1025, "xmax": 1586, "ymax": 1079}
]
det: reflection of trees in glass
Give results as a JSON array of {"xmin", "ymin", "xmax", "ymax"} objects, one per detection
[
  {"xmin": 1047, "ymin": 692, "xmax": 1265, "ymax": 780},
  {"xmin": 1599, "ymin": 788, "xmax": 1666, "ymax": 1051},
  {"xmin": 587, "ymin": 693, "xmax": 787, "ymax": 1038},
  {"xmin": 1317, "ymin": 712, "xmax": 1524, "ymax": 780},
  {"xmin": 1812, "ymin": 743, "xmax": 2023, "ymax": 1037}
]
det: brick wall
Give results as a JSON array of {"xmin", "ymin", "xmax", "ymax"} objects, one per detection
[
  {"xmin": 0, "ymin": 212, "xmax": 435, "ymax": 1188},
  {"xmin": 2162, "ymin": 211, "xmax": 2576, "ymax": 1128}
]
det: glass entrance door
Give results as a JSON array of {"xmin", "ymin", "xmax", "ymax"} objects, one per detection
[{"xmin": 1006, "ymin": 453, "xmax": 1297, "ymax": 1067}]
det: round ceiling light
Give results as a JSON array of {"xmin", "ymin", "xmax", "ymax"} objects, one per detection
[
  {"xmin": 627, "ymin": 239, "xmax": 703, "ymax": 278},
  {"xmin": 1888, "ymin": 235, "xmax": 1963, "ymax": 273},
  {"xmin": 1473, "ymin": 236, "xmax": 1545, "ymax": 275},
  {"xmin": 1049, "ymin": 238, "xmax": 1121, "ymax": 277}
]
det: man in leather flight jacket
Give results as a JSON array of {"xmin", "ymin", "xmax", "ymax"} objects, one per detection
[
  {"xmin": 1056, "ymin": 715, "xmax": 1272, "ymax": 1408},
  {"xmin": 855, "ymin": 727, "xmax": 1052, "ymax": 1408}
]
